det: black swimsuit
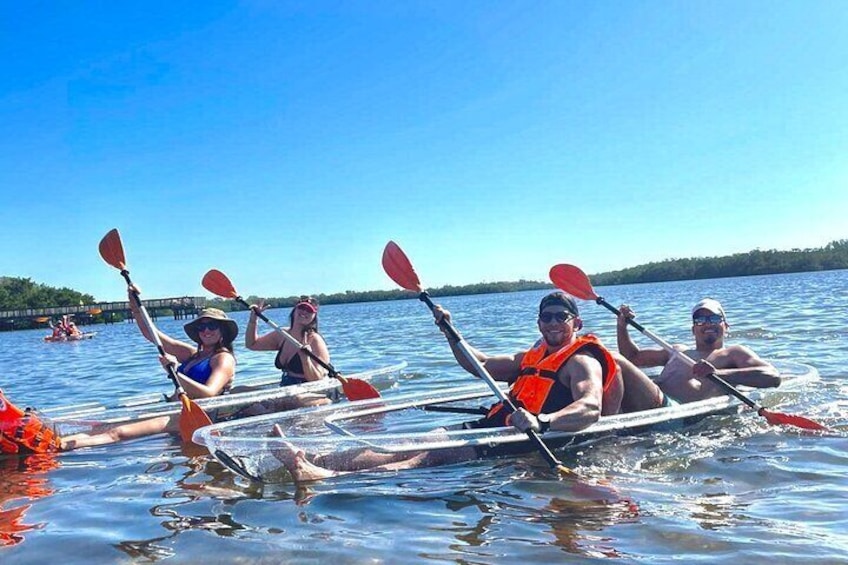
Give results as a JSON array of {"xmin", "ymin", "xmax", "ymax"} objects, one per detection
[{"xmin": 275, "ymin": 344, "xmax": 307, "ymax": 386}]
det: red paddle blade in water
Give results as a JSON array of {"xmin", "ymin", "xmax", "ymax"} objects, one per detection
[
  {"xmin": 202, "ymin": 269, "xmax": 239, "ymax": 299},
  {"xmin": 341, "ymin": 378, "xmax": 382, "ymax": 401},
  {"xmin": 760, "ymin": 408, "xmax": 830, "ymax": 431},
  {"xmin": 549, "ymin": 264, "xmax": 598, "ymax": 301},
  {"xmin": 178, "ymin": 395, "xmax": 213, "ymax": 445},
  {"xmin": 98, "ymin": 228, "xmax": 127, "ymax": 271},
  {"xmin": 382, "ymin": 241, "xmax": 422, "ymax": 292}
]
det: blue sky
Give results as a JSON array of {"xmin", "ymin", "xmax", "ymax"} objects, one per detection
[{"xmin": 2, "ymin": 2, "xmax": 846, "ymax": 302}]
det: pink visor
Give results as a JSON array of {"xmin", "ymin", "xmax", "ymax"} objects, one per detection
[{"xmin": 296, "ymin": 301, "xmax": 318, "ymax": 313}]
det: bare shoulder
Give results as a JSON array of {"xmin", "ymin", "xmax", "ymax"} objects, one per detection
[
  {"xmin": 210, "ymin": 349, "xmax": 236, "ymax": 366},
  {"xmin": 307, "ymin": 331, "xmax": 327, "ymax": 346},
  {"xmin": 726, "ymin": 343, "xmax": 769, "ymax": 365}
]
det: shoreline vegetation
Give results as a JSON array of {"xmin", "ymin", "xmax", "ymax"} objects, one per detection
[
  {"xmin": 3, "ymin": 240, "xmax": 846, "ymax": 317},
  {"xmin": 214, "ymin": 238, "xmax": 848, "ymax": 311}
]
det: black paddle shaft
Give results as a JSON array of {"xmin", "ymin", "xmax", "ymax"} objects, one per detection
[
  {"xmin": 417, "ymin": 290, "xmax": 521, "ymax": 415},
  {"xmin": 417, "ymin": 291, "xmax": 571, "ymax": 473},
  {"xmin": 233, "ymin": 296, "xmax": 342, "ymax": 380}
]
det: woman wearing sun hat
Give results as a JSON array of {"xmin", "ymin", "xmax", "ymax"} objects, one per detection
[
  {"xmin": 126, "ymin": 286, "xmax": 238, "ymax": 399},
  {"xmin": 58, "ymin": 294, "xmax": 238, "ymax": 450}
]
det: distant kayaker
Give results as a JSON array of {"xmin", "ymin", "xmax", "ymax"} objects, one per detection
[
  {"xmin": 235, "ymin": 295, "xmax": 331, "ymax": 409},
  {"xmin": 66, "ymin": 320, "xmax": 81, "ymax": 337},
  {"xmin": 59, "ymin": 296, "xmax": 238, "ymax": 450},
  {"xmin": 270, "ymin": 291, "xmax": 626, "ymax": 481},
  {"xmin": 616, "ymin": 298, "xmax": 780, "ymax": 404},
  {"xmin": 49, "ymin": 319, "xmax": 66, "ymax": 339}
]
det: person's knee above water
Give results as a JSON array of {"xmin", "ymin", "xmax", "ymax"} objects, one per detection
[{"xmin": 616, "ymin": 297, "xmax": 780, "ymax": 404}]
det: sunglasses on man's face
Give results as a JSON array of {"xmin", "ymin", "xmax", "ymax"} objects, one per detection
[
  {"xmin": 692, "ymin": 314, "xmax": 723, "ymax": 326},
  {"xmin": 195, "ymin": 321, "xmax": 221, "ymax": 332},
  {"xmin": 539, "ymin": 311, "xmax": 573, "ymax": 324}
]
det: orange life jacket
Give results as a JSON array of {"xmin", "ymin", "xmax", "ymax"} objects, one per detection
[
  {"xmin": 0, "ymin": 389, "xmax": 61, "ymax": 454},
  {"xmin": 485, "ymin": 334, "xmax": 619, "ymax": 426}
]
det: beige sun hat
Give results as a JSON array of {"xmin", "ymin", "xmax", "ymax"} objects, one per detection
[{"xmin": 184, "ymin": 308, "xmax": 238, "ymax": 345}]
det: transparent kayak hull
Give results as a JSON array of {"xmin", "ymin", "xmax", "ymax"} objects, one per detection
[
  {"xmin": 43, "ymin": 362, "xmax": 407, "ymax": 434},
  {"xmin": 193, "ymin": 361, "xmax": 819, "ymax": 483}
]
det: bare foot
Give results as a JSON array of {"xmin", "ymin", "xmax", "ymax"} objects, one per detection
[
  {"xmin": 59, "ymin": 435, "xmax": 76, "ymax": 451},
  {"xmin": 270, "ymin": 424, "xmax": 340, "ymax": 482}
]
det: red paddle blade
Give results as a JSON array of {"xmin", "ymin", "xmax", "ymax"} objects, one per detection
[
  {"xmin": 341, "ymin": 379, "xmax": 382, "ymax": 401},
  {"xmin": 178, "ymin": 395, "xmax": 213, "ymax": 444},
  {"xmin": 760, "ymin": 408, "xmax": 830, "ymax": 431},
  {"xmin": 202, "ymin": 269, "xmax": 238, "ymax": 299},
  {"xmin": 549, "ymin": 264, "xmax": 598, "ymax": 301},
  {"xmin": 98, "ymin": 228, "xmax": 127, "ymax": 270},
  {"xmin": 382, "ymin": 241, "xmax": 422, "ymax": 292}
]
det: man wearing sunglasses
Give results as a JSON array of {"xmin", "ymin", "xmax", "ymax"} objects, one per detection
[
  {"xmin": 433, "ymin": 291, "xmax": 624, "ymax": 437},
  {"xmin": 616, "ymin": 298, "xmax": 780, "ymax": 404}
]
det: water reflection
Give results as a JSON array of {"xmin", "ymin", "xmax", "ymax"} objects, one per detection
[
  {"xmin": 0, "ymin": 454, "xmax": 60, "ymax": 547},
  {"xmin": 423, "ymin": 473, "xmax": 641, "ymax": 560},
  {"xmin": 114, "ymin": 454, "xmax": 264, "ymax": 561}
]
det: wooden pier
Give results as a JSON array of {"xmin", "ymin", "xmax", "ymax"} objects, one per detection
[{"xmin": 0, "ymin": 296, "xmax": 208, "ymax": 331}]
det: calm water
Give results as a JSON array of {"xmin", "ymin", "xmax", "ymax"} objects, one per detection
[{"xmin": 2, "ymin": 270, "xmax": 847, "ymax": 564}]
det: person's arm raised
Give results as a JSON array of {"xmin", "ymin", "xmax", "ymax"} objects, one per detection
[
  {"xmin": 616, "ymin": 305, "xmax": 670, "ymax": 368},
  {"xmin": 434, "ymin": 306, "xmax": 520, "ymax": 382},
  {"xmin": 244, "ymin": 303, "xmax": 281, "ymax": 351},
  {"xmin": 127, "ymin": 287, "xmax": 195, "ymax": 360}
]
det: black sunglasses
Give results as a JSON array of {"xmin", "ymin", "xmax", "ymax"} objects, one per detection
[
  {"xmin": 195, "ymin": 321, "xmax": 221, "ymax": 332},
  {"xmin": 692, "ymin": 314, "xmax": 723, "ymax": 326},
  {"xmin": 539, "ymin": 311, "xmax": 573, "ymax": 324}
]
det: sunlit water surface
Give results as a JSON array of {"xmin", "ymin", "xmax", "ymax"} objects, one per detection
[{"xmin": 1, "ymin": 270, "xmax": 847, "ymax": 563}]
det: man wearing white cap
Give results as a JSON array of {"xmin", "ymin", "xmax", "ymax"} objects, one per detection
[{"xmin": 615, "ymin": 298, "xmax": 780, "ymax": 404}]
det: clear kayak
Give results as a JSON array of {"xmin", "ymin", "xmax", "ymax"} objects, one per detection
[
  {"xmin": 193, "ymin": 361, "xmax": 820, "ymax": 483},
  {"xmin": 42, "ymin": 361, "xmax": 407, "ymax": 432}
]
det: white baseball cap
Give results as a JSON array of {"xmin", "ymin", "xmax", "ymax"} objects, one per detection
[{"xmin": 692, "ymin": 298, "xmax": 726, "ymax": 320}]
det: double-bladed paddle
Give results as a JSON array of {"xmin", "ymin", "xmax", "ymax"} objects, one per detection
[
  {"xmin": 98, "ymin": 228, "xmax": 213, "ymax": 443},
  {"xmin": 549, "ymin": 263, "xmax": 829, "ymax": 432},
  {"xmin": 381, "ymin": 241, "xmax": 575, "ymax": 476},
  {"xmin": 201, "ymin": 269, "xmax": 381, "ymax": 401}
]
